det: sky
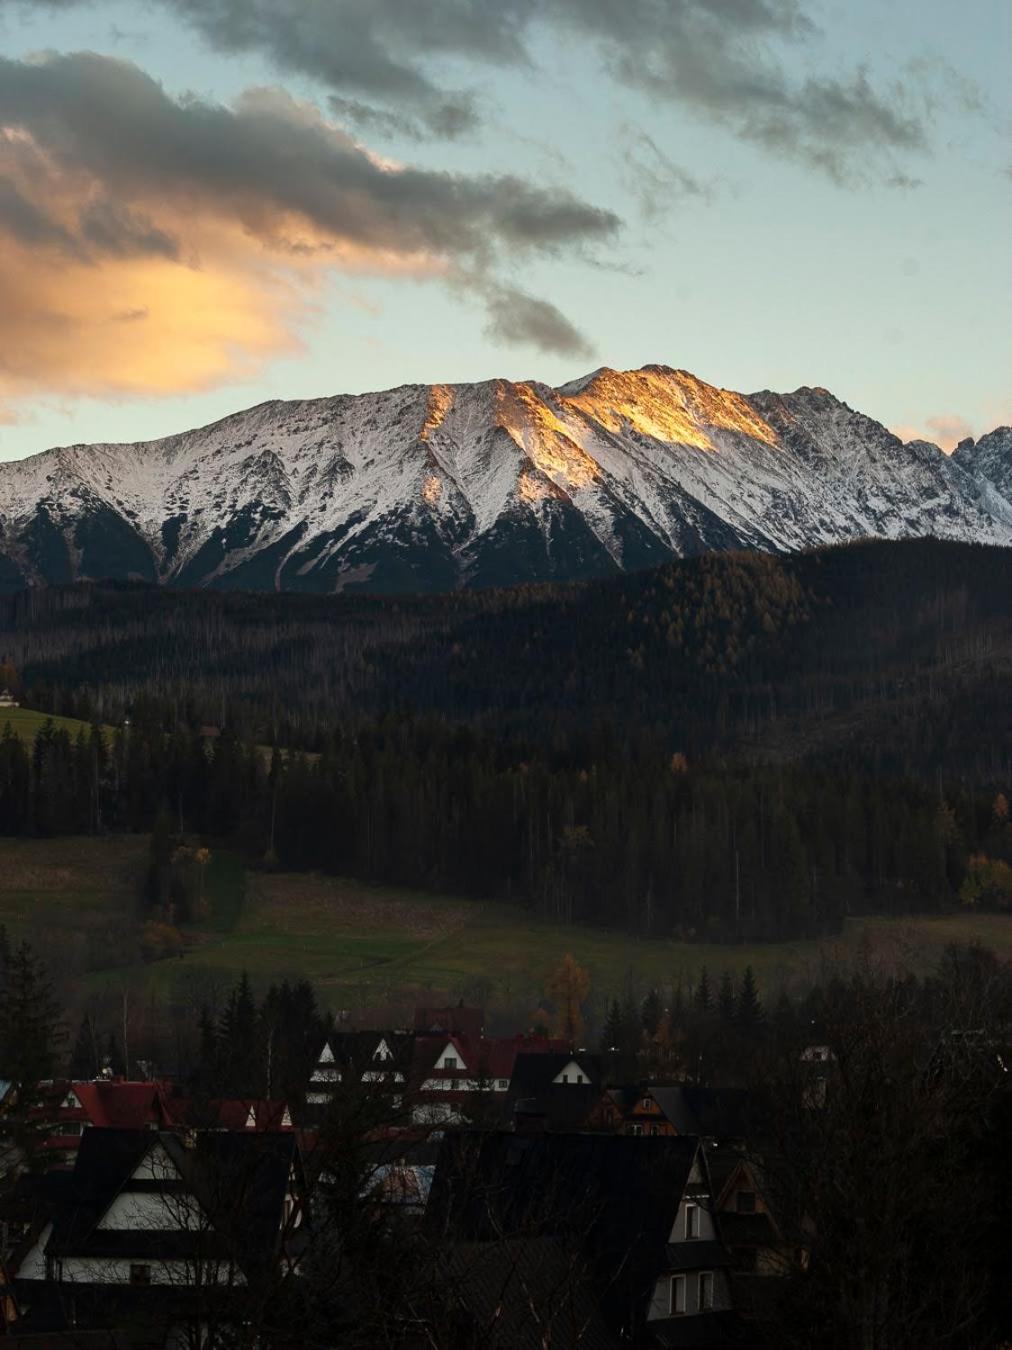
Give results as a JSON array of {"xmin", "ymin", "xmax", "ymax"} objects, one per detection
[{"xmin": 0, "ymin": 0, "xmax": 1008, "ymax": 463}]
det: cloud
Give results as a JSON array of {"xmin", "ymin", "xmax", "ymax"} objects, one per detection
[
  {"xmin": 140, "ymin": 0, "xmax": 932, "ymax": 181},
  {"xmin": 892, "ymin": 413, "xmax": 975, "ymax": 453},
  {"xmin": 0, "ymin": 51, "xmax": 617, "ymax": 409},
  {"xmin": 617, "ymin": 124, "xmax": 712, "ymax": 222},
  {"xmin": 480, "ymin": 282, "xmax": 592, "ymax": 358}
]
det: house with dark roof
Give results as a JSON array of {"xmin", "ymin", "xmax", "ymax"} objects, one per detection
[
  {"xmin": 10, "ymin": 1127, "xmax": 302, "ymax": 1345},
  {"xmin": 640, "ymin": 1087, "xmax": 757, "ymax": 1144},
  {"xmin": 306, "ymin": 1029, "xmax": 415, "ymax": 1109},
  {"xmin": 428, "ymin": 1131, "xmax": 738, "ymax": 1347}
]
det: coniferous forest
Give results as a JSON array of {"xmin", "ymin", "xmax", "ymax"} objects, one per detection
[{"xmin": 1, "ymin": 538, "xmax": 1010, "ymax": 942}]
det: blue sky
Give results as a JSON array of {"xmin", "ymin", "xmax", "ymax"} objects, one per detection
[{"xmin": 0, "ymin": 0, "xmax": 1008, "ymax": 460}]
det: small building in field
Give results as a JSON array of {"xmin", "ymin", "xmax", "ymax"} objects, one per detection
[{"xmin": 0, "ymin": 689, "xmax": 19, "ymax": 709}]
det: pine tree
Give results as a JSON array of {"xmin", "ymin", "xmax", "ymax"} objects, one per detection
[
  {"xmin": 69, "ymin": 1012, "xmax": 100, "ymax": 1080},
  {"xmin": 736, "ymin": 965, "xmax": 764, "ymax": 1033},
  {"xmin": 218, "ymin": 972, "xmax": 262, "ymax": 1097},
  {"xmin": 718, "ymin": 971, "xmax": 736, "ymax": 1022},
  {"xmin": 600, "ymin": 998, "xmax": 623, "ymax": 1052},
  {"xmin": 0, "ymin": 941, "xmax": 66, "ymax": 1090},
  {"xmin": 694, "ymin": 966, "xmax": 712, "ymax": 1012},
  {"xmin": 641, "ymin": 988, "xmax": 662, "ymax": 1038}
]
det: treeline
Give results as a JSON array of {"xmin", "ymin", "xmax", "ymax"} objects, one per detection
[
  {"xmin": 2, "ymin": 538, "xmax": 1010, "ymax": 780},
  {"xmin": 3, "ymin": 710, "xmax": 1009, "ymax": 940}
]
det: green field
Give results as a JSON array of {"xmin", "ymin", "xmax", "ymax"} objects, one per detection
[
  {"xmin": 0, "ymin": 705, "xmax": 108, "ymax": 743},
  {"xmin": 1, "ymin": 836, "xmax": 1010, "ymax": 1014}
]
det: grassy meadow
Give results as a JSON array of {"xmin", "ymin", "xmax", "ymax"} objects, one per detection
[
  {"xmin": 1, "ymin": 705, "xmax": 104, "ymax": 742},
  {"xmin": 1, "ymin": 836, "xmax": 1010, "ymax": 1018}
]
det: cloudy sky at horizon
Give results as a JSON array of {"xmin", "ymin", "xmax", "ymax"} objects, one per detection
[{"xmin": 0, "ymin": 0, "xmax": 1008, "ymax": 462}]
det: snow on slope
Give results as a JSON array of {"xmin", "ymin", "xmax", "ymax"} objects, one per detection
[{"xmin": 0, "ymin": 366, "xmax": 1010, "ymax": 593}]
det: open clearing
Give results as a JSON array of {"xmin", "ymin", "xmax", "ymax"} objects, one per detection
[
  {"xmin": 1, "ymin": 837, "xmax": 1010, "ymax": 1011},
  {"xmin": 0, "ymin": 706, "xmax": 110, "ymax": 743}
]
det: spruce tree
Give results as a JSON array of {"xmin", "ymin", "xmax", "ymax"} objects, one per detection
[
  {"xmin": 718, "ymin": 971, "xmax": 736, "ymax": 1022},
  {"xmin": 641, "ymin": 988, "xmax": 662, "ymax": 1038},
  {"xmin": 600, "ymin": 998, "xmax": 623, "ymax": 1052},
  {"xmin": 736, "ymin": 965, "xmax": 764, "ymax": 1033},
  {"xmin": 218, "ymin": 972, "xmax": 262, "ymax": 1098},
  {"xmin": 0, "ymin": 941, "xmax": 66, "ymax": 1090},
  {"xmin": 69, "ymin": 1012, "xmax": 100, "ymax": 1080},
  {"xmin": 694, "ymin": 966, "xmax": 712, "ymax": 1012}
]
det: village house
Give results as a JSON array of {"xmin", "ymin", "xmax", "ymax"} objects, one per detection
[
  {"xmin": 8, "ymin": 1126, "xmax": 302, "ymax": 1344},
  {"xmin": 35, "ymin": 1079, "xmax": 293, "ymax": 1163},
  {"xmin": 428, "ymin": 1131, "xmax": 738, "ymax": 1347}
]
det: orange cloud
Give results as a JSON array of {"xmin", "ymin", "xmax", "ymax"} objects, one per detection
[
  {"xmin": 0, "ymin": 53, "xmax": 617, "ymax": 418},
  {"xmin": 891, "ymin": 413, "xmax": 975, "ymax": 453}
]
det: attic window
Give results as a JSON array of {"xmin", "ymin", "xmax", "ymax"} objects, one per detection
[
  {"xmin": 685, "ymin": 1203, "xmax": 700, "ymax": 1239},
  {"xmin": 736, "ymin": 1190, "xmax": 756, "ymax": 1214},
  {"xmin": 130, "ymin": 1264, "xmax": 151, "ymax": 1286},
  {"xmin": 699, "ymin": 1271, "xmax": 714, "ymax": 1310},
  {"xmin": 443, "ymin": 1056, "xmax": 458, "ymax": 1070}
]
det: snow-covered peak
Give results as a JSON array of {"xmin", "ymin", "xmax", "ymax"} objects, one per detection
[{"xmin": 0, "ymin": 367, "xmax": 1009, "ymax": 594}]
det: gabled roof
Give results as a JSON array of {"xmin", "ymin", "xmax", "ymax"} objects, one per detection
[
  {"xmin": 68, "ymin": 1080, "xmax": 174, "ymax": 1129},
  {"xmin": 324, "ymin": 1029, "xmax": 415, "ymax": 1073},
  {"xmin": 508, "ymin": 1052, "xmax": 601, "ymax": 1099},
  {"xmin": 44, "ymin": 1128, "xmax": 297, "ymax": 1278},
  {"xmin": 647, "ymin": 1087, "xmax": 755, "ymax": 1140},
  {"xmin": 429, "ymin": 1131, "xmax": 702, "ymax": 1337},
  {"xmin": 414, "ymin": 1004, "xmax": 485, "ymax": 1043},
  {"xmin": 511, "ymin": 1084, "xmax": 605, "ymax": 1132}
]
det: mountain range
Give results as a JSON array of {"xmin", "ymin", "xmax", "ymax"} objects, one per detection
[{"xmin": 1, "ymin": 365, "xmax": 1009, "ymax": 593}]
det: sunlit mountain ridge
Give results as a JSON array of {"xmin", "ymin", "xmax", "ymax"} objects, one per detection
[{"xmin": 0, "ymin": 365, "xmax": 1009, "ymax": 593}]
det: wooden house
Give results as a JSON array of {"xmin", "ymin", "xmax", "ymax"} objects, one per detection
[
  {"xmin": 429, "ymin": 1131, "xmax": 738, "ymax": 1346},
  {"xmin": 11, "ymin": 1127, "xmax": 302, "ymax": 1344}
]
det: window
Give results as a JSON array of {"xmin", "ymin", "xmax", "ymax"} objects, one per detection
[
  {"xmin": 628, "ymin": 1123, "xmax": 643, "ymax": 1136},
  {"xmin": 685, "ymin": 1203, "xmax": 699, "ymax": 1239},
  {"xmin": 642, "ymin": 1097, "xmax": 652, "ymax": 1110},
  {"xmin": 497, "ymin": 1079, "xmax": 509, "ymax": 1090},
  {"xmin": 129, "ymin": 1264, "xmax": 151, "ymax": 1287},
  {"xmin": 669, "ymin": 1275, "xmax": 686, "ymax": 1315},
  {"xmin": 561, "ymin": 1072, "xmax": 569, "ymax": 1083},
  {"xmin": 443, "ymin": 1056, "xmax": 457, "ymax": 1070},
  {"xmin": 736, "ymin": 1190, "xmax": 756, "ymax": 1214},
  {"xmin": 699, "ymin": 1271, "xmax": 714, "ymax": 1310}
]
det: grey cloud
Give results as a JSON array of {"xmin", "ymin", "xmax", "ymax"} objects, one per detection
[
  {"xmin": 78, "ymin": 200, "xmax": 180, "ymax": 259},
  {"xmin": 6, "ymin": 0, "xmax": 944, "ymax": 179},
  {"xmin": 166, "ymin": 0, "xmax": 930, "ymax": 179},
  {"xmin": 482, "ymin": 282, "xmax": 593, "ymax": 358},
  {"xmin": 0, "ymin": 55, "xmax": 618, "ymax": 259},
  {"xmin": 0, "ymin": 180, "xmax": 77, "ymax": 250},
  {"xmin": 617, "ymin": 125, "xmax": 712, "ymax": 222}
]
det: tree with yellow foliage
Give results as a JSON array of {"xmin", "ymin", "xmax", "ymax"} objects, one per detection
[{"xmin": 546, "ymin": 953, "xmax": 590, "ymax": 1047}]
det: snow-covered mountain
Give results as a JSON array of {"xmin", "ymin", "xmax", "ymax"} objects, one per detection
[{"xmin": 1, "ymin": 366, "xmax": 1010, "ymax": 593}]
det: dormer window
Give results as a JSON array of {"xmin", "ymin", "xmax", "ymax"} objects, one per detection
[{"xmin": 669, "ymin": 1274, "xmax": 686, "ymax": 1314}]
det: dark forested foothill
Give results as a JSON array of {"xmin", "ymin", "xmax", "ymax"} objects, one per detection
[{"xmin": 0, "ymin": 538, "xmax": 1009, "ymax": 942}]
